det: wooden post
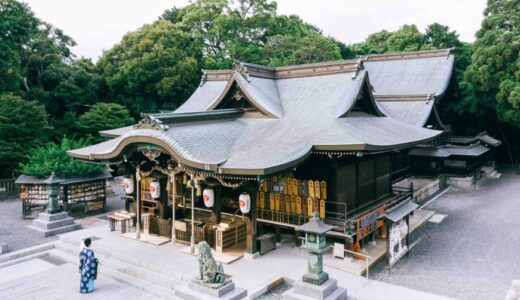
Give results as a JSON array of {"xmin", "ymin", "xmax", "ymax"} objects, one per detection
[
  {"xmin": 136, "ymin": 166, "xmax": 141, "ymax": 240},
  {"xmin": 214, "ymin": 184, "xmax": 222, "ymax": 225},
  {"xmin": 246, "ymin": 187, "xmax": 258, "ymax": 254},
  {"xmin": 190, "ymin": 176, "xmax": 196, "ymax": 254},
  {"xmin": 170, "ymin": 172, "xmax": 177, "ymax": 244}
]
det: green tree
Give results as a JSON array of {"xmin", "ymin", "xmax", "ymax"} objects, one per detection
[
  {"xmin": 78, "ymin": 103, "xmax": 133, "ymax": 141},
  {"xmin": 98, "ymin": 20, "xmax": 201, "ymax": 116},
  {"xmin": 0, "ymin": 0, "xmax": 38, "ymax": 92},
  {"xmin": 0, "ymin": 94, "xmax": 50, "ymax": 177},
  {"xmin": 463, "ymin": 0, "xmax": 520, "ymax": 162},
  {"xmin": 20, "ymin": 137, "xmax": 105, "ymax": 178}
]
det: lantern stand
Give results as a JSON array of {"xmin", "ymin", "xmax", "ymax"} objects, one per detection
[
  {"xmin": 298, "ymin": 212, "xmax": 334, "ymax": 285},
  {"xmin": 44, "ymin": 172, "xmax": 64, "ymax": 214},
  {"xmin": 283, "ymin": 212, "xmax": 348, "ymax": 300}
]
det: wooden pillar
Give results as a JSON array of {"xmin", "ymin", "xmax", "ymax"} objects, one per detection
[
  {"xmin": 214, "ymin": 185, "xmax": 222, "ymax": 224},
  {"xmin": 386, "ymin": 221, "xmax": 391, "ymax": 270},
  {"xmin": 190, "ymin": 176, "xmax": 196, "ymax": 254},
  {"xmin": 246, "ymin": 187, "xmax": 258, "ymax": 254},
  {"xmin": 135, "ymin": 167, "xmax": 141, "ymax": 240},
  {"xmin": 405, "ymin": 215, "xmax": 410, "ymax": 249},
  {"xmin": 170, "ymin": 172, "xmax": 177, "ymax": 244}
]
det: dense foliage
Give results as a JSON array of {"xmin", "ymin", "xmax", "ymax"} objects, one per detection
[
  {"xmin": 20, "ymin": 137, "xmax": 105, "ymax": 178},
  {"xmin": 0, "ymin": 94, "xmax": 50, "ymax": 178},
  {"xmin": 78, "ymin": 103, "xmax": 134, "ymax": 142},
  {"xmin": 1, "ymin": 0, "xmax": 520, "ymax": 178}
]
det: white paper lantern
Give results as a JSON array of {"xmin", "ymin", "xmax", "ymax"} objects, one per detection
[
  {"xmin": 203, "ymin": 188, "xmax": 214, "ymax": 208},
  {"xmin": 239, "ymin": 193, "xmax": 251, "ymax": 214},
  {"xmin": 123, "ymin": 177, "xmax": 134, "ymax": 194},
  {"xmin": 149, "ymin": 181, "xmax": 160, "ymax": 199}
]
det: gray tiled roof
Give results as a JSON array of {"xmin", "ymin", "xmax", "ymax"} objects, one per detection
[
  {"xmin": 363, "ymin": 49, "xmax": 454, "ymax": 127},
  {"xmin": 69, "ymin": 57, "xmax": 443, "ymax": 175},
  {"xmin": 409, "ymin": 144, "xmax": 490, "ymax": 158}
]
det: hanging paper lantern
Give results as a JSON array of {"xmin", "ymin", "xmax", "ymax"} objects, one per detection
[
  {"xmin": 203, "ymin": 188, "xmax": 214, "ymax": 208},
  {"xmin": 123, "ymin": 177, "xmax": 134, "ymax": 194},
  {"xmin": 149, "ymin": 181, "xmax": 160, "ymax": 199},
  {"xmin": 239, "ymin": 193, "xmax": 251, "ymax": 214}
]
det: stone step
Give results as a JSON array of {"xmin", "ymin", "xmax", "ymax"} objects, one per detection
[
  {"xmin": 0, "ymin": 241, "xmax": 54, "ymax": 264},
  {"xmin": 32, "ymin": 216, "xmax": 76, "ymax": 230},
  {"xmin": 48, "ymin": 248, "xmax": 182, "ymax": 300},
  {"xmin": 27, "ymin": 223, "xmax": 81, "ymax": 237},
  {"xmin": 0, "ymin": 251, "xmax": 49, "ymax": 269},
  {"xmin": 54, "ymin": 240, "xmax": 183, "ymax": 291},
  {"xmin": 59, "ymin": 236, "xmax": 184, "ymax": 281}
]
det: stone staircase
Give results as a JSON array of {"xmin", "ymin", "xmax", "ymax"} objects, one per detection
[
  {"xmin": 48, "ymin": 236, "xmax": 185, "ymax": 299},
  {"xmin": 482, "ymin": 166, "xmax": 502, "ymax": 179}
]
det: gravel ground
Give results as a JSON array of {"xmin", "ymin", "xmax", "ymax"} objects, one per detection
[
  {"xmin": 0, "ymin": 177, "xmax": 125, "ymax": 253},
  {"xmin": 372, "ymin": 165, "xmax": 520, "ymax": 300}
]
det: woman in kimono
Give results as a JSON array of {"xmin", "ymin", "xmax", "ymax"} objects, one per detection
[{"xmin": 79, "ymin": 238, "xmax": 98, "ymax": 293}]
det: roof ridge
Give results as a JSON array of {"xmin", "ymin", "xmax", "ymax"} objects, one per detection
[{"xmin": 360, "ymin": 48, "xmax": 452, "ymax": 62}]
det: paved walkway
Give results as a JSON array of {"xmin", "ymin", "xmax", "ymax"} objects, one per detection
[{"xmin": 372, "ymin": 165, "xmax": 520, "ymax": 300}]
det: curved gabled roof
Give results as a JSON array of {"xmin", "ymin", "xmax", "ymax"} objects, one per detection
[
  {"xmin": 69, "ymin": 59, "xmax": 441, "ymax": 175},
  {"xmin": 364, "ymin": 49, "xmax": 455, "ymax": 127}
]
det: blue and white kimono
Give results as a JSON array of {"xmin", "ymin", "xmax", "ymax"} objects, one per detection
[{"xmin": 79, "ymin": 247, "xmax": 98, "ymax": 293}]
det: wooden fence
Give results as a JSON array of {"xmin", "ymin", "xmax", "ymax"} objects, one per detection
[{"xmin": 0, "ymin": 178, "xmax": 17, "ymax": 199}]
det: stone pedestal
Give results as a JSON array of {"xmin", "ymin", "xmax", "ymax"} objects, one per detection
[
  {"xmin": 283, "ymin": 278, "xmax": 347, "ymax": 300},
  {"xmin": 175, "ymin": 278, "xmax": 247, "ymax": 300},
  {"xmin": 27, "ymin": 212, "xmax": 80, "ymax": 237},
  {"xmin": 0, "ymin": 243, "xmax": 8, "ymax": 254}
]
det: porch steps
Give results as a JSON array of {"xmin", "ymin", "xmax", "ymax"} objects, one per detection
[
  {"xmin": 50, "ymin": 239, "xmax": 184, "ymax": 299},
  {"xmin": 0, "ymin": 242, "xmax": 55, "ymax": 266}
]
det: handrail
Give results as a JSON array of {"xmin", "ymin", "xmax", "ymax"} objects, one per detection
[{"xmin": 343, "ymin": 249, "xmax": 374, "ymax": 279}]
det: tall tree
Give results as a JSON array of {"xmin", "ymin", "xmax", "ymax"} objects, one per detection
[
  {"xmin": 0, "ymin": 0, "xmax": 38, "ymax": 93},
  {"xmin": 0, "ymin": 94, "xmax": 50, "ymax": 177},
  {"xmin": 98, "ymin": 20, "xmax": 201, "ymax": 117},
  {"xmin": 463, "ymin": 0, "xmax": 520, "ymax": 162}
]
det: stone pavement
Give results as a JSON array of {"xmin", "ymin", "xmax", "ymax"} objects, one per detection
[
  {"xmin": 372, "ymin": 165, "xmax": 520, "ymax": 300},
  {"xmin": 0, "ymin": 259, "xmax": 157, "ymax": 299},
  {"xmin": 42, "ymin": 223, "xmax": 453, "ymax": 300}
]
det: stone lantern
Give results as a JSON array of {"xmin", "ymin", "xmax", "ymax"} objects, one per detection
[
  {"xmin": 44, "ymin": 172, "xmax": 64, "ymax": 214},
  {"xmin": 299, "ymin": 212, "xmax": 334, "ymax": 285},
  {"xmin": 284, "ymin": 212, "xmax": 348, "ymax": 300}
]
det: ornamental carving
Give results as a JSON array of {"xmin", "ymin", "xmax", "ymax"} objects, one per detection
[
  {"xmin": 140, "ymin": 149, "xmax": 162, "ymax": 162},
  {"xmin": 134, "ymin": 116, "xmax": 168, "ymax": 131},
  {"xmin": 233, "ymin": 60, "xmax": 250, "ymax": 82}
]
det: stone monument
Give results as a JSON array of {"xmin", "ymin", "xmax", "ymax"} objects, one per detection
[
  {"xmin": 175, "ymin": 241, "xmax": 247, "ymax": 300},
  {"xmin": 27, "ymin": 173, "xmax": 80, "ymax": 237},
  {"xmin": 283, "ymin": 213, "xmax": 348, "ymax": 300}
]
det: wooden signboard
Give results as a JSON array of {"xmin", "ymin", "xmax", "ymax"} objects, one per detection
[
  {"xmin": 319, "ymin": 200, "xmax": 326, "ymax": 219},
  {"xmin": 307, "ymin": 197, "xmax": 313, "ymax": 217},
  {"xmin": 313, "ymin": 199, "xmax": 319, "ymax": 215},
  {"xmin": 314, "ymin": 180, "xmax": 321, "ymax": 200},
  {"xmin": 292, "ymin": 178, "xmax": 298, "ymax": 196},
  {"xmin": 320, "ymin": 180, "xmax": 327, "ymax": 200},
  {"xmin": 285, "ymin": 195, "xmax": 291, "ymax": 213},
  {"xmin": 308, "ymin": 181, "xmax": 315, "ymax": 198}
]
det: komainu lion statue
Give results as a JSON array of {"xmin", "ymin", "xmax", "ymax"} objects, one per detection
[{"xmin": 197, "ymin": 241, "xmax": 225, "ymax": 284}]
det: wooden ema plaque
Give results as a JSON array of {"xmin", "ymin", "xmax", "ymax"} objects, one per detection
[
  {"xmin": 302, "ymin": 197, "xmax": 308, "ymax": 216},
  {"xmin": 287, "ymin": 178, "xmax": 293, "ymax": 196},
  {"xmin": 262, "ymin": 180, "xmax": 268, "ymax": 192},
  {"xmin": 269, "ymin": 193, "xmax": 275, "ymax": 211},
  {"xmin": 296, "ymin": 196, "xmax": 302, "ymax": 214},
  {"xmin": 302, "ymin": 180, "xmax": 308, "ymax": 198},
  {"xmin": 275, "ymin": 193, "xmax": 281, "ymax": 211},
  {"xmin": 313, "ymin": 199, "xmax": 319, "ymax": 215},
  {"xmin": 258, "ymin": 192, "xmax": 265, "ymax": 209}
]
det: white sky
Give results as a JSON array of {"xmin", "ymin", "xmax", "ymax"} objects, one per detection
[{"xmin": 22, "ymin": 0, "xmax": 487, "ymax": 61}]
